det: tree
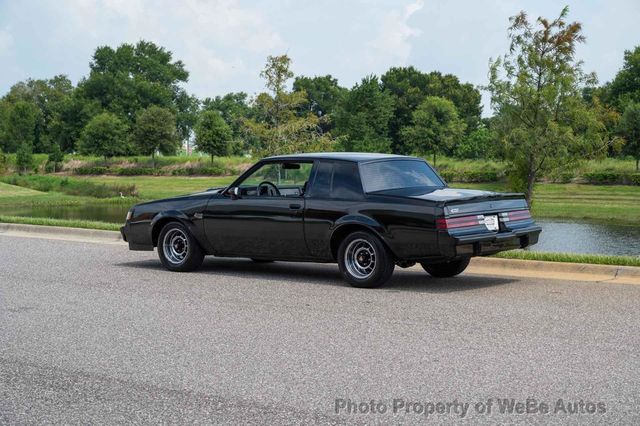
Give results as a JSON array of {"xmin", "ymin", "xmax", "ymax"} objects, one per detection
[
  {"xmin": 455, "ymin": 126, "xmax": 499, "ymax": 159},
  {"xmin": 195, "ymin": 111, "xmax": 232, "ymax": 163},
  {"xmin": 202, "ymin": 92, "xmax": 254, "ymax": 153},
  {"xmin": 333, "ymin": 76, "xmax": 395, "ymax": 153},
  {"xmin": 15, "ymin": 142, "xmax": 33, "ymax": 174},
  {"xmin": 487, "ymin": 7, "xmax": 610, "ymax": 202},
  {"xmin": 381, "ymin": 67, "xmax": 482, "ymax": 153},
  {"xmin": 244, "ymin": 55, "xmax": 334, "ymax": 155},
  {"xmin": 400, "ymin": 96, "xmax": 466, "ymax": 165},
  {"xmin": 79, "ymin": 41, "xmax": 194, "ymax": 143},
  {"xmin": 3, "ymin": 101, "xmax": 39, "ymax": 153},
  {"xmin": 131, "ymin": 106, "xmax": 179, "ymax": 167},
  {"xmin": 293, "ymin": 75, "xmax": 346, "ymax": 132},
  {"xmin": 47, "ymin": 143, "xmax": 64, "ymax": 172},
  {"xmin": 605, "ymin": 46, "xmax": 640, "ymax": 110},
  {"xmin": 80, "ymin": 112, "xmax": 129, "ymax": 159},
  {"xmin": 620, "ymin": 103, "xmax": 640, "ymax": 171}
]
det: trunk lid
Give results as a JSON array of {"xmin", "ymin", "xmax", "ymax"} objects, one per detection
[{"xmin": 405, "ymin": 187, "xmax": 528, "ymax": 216}]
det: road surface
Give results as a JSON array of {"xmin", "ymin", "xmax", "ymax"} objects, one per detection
[{"xmin": 1, "ymin": 234, "xmax": 639, "ymax": 424}]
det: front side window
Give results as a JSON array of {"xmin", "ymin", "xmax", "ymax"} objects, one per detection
[
  {"xmin": 236, "ymin": 161, "xmax": 313, "ymax": 197},
  {"xmin": 359, "ymin": 160, "xmax": 445, "ymax": 193}
]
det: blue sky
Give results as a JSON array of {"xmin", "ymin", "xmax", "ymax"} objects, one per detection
[{"xmin": 0, "ymin": 0, "xmax": 638, "ymax": 114}]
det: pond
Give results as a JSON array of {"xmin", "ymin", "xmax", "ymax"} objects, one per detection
[{"xmin": 1, "ymin": 204, "xmax": 639, "ymax": 256}]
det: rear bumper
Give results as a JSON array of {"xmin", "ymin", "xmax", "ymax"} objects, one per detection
[{"xmin": 439, "ymin": 225, "xmax": 542, "ymax": 257}]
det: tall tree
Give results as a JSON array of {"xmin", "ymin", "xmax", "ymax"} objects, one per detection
[
  {"xmin": 293, "ymin": 75, "xmax": 346, "ymax": 132},
  {"xmin": 400, "ymin": 96, "xmax": 466, "ymax": 165},
  {"xmin": 620, "ymin": 103, "xmax": 640, "ymax": 171},
  {"xmin": 80, "ymin": 112, "xmax": 129, "ymax": 159},
  {"xmin": 244, "ymin": 55, "xmax": 334, "ymax": 155},
  {"xmin": 333, "ymin": 76, "xmax": 395, "ymax": 153},
  {"xmin": 195, "ymin": 111, "xmax": 232, "ymax": 163},
  {"xmin": 487, "ymin": 7, "xmax": 609, "ymax": 202},
  {"xmin": 80, "ymin": 41, "xmax": 193, "ymax": 142},
  {"xmin": 3, "ymin": 101, "xmax": 39, "ymax": 153},
  {"xmin": 131, "ymin": 106, "xmax": 179, "ymax": 167},
  {"xmin": 605, "ymin": 46, "xmax": 640, "ymax": 110},
  {"xmin": 381, "ymin": 67, "xmax": 482, "ymax": 153}
]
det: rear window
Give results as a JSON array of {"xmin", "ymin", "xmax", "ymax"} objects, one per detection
[{"xmin": 359, "ymin": 160, "xmax": 445, "ymax": 193}]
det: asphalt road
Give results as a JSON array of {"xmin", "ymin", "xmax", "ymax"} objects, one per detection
[{"xmin": 1, "ymin": 235, "xmax": 639, "ymax": 425}]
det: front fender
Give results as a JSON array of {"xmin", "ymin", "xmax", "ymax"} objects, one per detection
[{"xmin": 150, "ymin": 211, "xmax": 213, "ymax": 254}]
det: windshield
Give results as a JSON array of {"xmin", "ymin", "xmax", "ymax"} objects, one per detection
[{"xmin": 359, "ymin": 160, "xmax": 445, "ymax": 193}]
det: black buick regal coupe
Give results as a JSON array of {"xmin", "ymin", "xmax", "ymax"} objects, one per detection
[{"xmin": 121, "ymin": 153, "xmax": 541, "ymax": 287}]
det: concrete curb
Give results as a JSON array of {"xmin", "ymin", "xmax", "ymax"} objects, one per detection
[
  {"xmin": 467, "ymin": 257, "xmax": 640, "ymax": 285},
  {"xmin": 1, "ymin": 222, "xmax": 639, "ymax": 284},
  {"xmin": 0, "ymin": 223, "xmax": 122, "ymax": 243}
]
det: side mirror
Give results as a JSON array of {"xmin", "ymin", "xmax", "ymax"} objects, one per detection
[{"xmin": 229, "ymin": 186, "xmax": 241, "ymax": 199}]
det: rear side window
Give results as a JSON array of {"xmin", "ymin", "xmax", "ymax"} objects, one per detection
[
  {"xmin": 332, "ymin": 162, "xmax": 363, "ymax": 199},
  {"xmin": 308, "ymin": 161, "xmax": 364, "ymax": 199}
]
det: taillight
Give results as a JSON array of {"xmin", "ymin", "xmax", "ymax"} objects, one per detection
[
  {"xmin": 499, "ymin": 209, "xmax": 531, "ymax": 222},
  {"xmin": 436, "ymin": 215, "xmax": 483, "ymax": 230}
]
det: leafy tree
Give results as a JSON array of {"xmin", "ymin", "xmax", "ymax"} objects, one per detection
[
  {"xmin": 487, "ymin": 7, "xmax": 610, "ymax": 202},
  {"xmin": 202, "ymin": 92, "xmax": 254, "ymax": 152},
  {"xmin": 80, "ymin": 112, "xmax": 129, "ymax": 159},
  {"xmin": 47, "ymin": 143, "xmax": 65, "ymax": 172},
  {"xmin": 400, "ymin": 96, "xmax": 466, "ymax": 165},
  {"xmin": 131, "ymin": 106, "xmax": 179, "ymax": 167},
  {"xmin": 195, "ymin": 111, "xmax": 232, "ymax": 163},
  {"xmin": 620, "ymin": 103, "xmax": 640, "ymax": 170},
  {"xmin": 244, "ymin": 55, "xmax": 334, "ymax": 155},
  {"xmin": 381, "ymin": 67, "xmax": 482, "ymax": 153},
  {"xmin": 605, "ymin": 46, "xmax": 640, "ymax": 110},
  {"xmin": 49, "ymin": 91, "xmax": 101, "ymax": 153},
  {"xmin": 455, "ymin": 127, "xmax": 499, "ymax": 159},
  {"xmin": 3, "ymin": 101, "xmax": 39, "ymax": 153},
  {"xmin": 333, "ymin": 75, "xmax": 395, "ymax": 153},
  {"xmin": 3, "ymin": 76, "xmax": 74, "ymax": 153},
  {"xmin": 15, "ymin": 142, "xmax": 34, "ymax": 174},
  {"xmin": 80, "ymin": 41, "xmax": 193, "ymax": 142},
  {"xmin": 293, "ymin": 75, "xmax": 346, "ymax": 132}
]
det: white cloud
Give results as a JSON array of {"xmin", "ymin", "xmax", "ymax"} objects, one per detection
[{"xmin": 367, "ymin": 0, "xmax": 424, "ymax": 67}]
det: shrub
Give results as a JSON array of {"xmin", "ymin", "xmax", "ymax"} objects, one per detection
[
  {"xmin": 583, "ymin": 171, "xmax": 625, "ymax": 184},
  {"xmin": 115, "ymin": 167, "xmax": 158, "ymax": 176},
  {"xmin": 171, "ymin": 165, "xmax": 225, "ymax": 176},
  {"xmin": 74, "ymin": 166, "xmax": 110, "ymax": 175},
  {"xmin": 629, "ymin": 173, "xmax": 640, "ymax": 186}
]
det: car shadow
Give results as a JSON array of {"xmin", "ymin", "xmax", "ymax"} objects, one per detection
[{"xmin": 116, "ymin": 257, "xmax": 517, "ymax": 294}]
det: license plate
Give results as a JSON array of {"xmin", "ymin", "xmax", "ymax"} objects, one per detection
[{"xmin": 483, "ymin": 215, "xmax": 499, "ymax": 231}]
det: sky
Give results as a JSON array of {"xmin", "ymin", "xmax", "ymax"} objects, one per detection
[{"xmin": 0, "ymin": 0, "xmax": 638, "ymax": 115}]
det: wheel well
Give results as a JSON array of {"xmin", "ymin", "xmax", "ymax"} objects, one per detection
[
  {"xmin": 152, "ymin": 218, "xmax": 180, "ymax": 247},
  {"xmin": 330, "ymin": 224, "xmax": 394, "ymax": 261}
]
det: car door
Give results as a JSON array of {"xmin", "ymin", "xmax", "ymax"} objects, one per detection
[{"xmin": 203, "ymin": 161, "xmax": 313, "ymax": 259}]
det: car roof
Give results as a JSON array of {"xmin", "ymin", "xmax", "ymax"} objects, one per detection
[{"xmin": 265, "ymin": 152, "xmax": 416, "ymax": 163}]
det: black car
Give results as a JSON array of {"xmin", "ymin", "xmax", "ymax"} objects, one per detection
[{"xmin": 121, "ymin": 153, "xmax": 541, "ymax": 287}]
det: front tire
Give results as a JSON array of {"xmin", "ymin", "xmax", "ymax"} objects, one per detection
[
  {"xmin": 338, "ymin": 231, "xmax": 395, "ymax": 288},
  {"xmin": 157, "ymin": 222, "xmax": 204, "ymax": 272},
  {"xmin": 421, "ymin": 258, "xmax": 470, "ymax": 278}
]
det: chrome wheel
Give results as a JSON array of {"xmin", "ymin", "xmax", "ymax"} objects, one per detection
[
  {"xmin": 162, "ymin": 228, "xmax": 189, "ymax": 265},
  {"xmin": 344, "ymin": 238, "xmax": 377, "ymax": 279}
]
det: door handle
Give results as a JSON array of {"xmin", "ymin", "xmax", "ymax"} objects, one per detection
[{"xmin": 289, "ymin": 203, "xmax": 302, "ymax": 210}]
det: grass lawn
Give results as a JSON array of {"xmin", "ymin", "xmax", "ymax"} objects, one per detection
[
  {"xmin": 461, "ymin": 183, "xmax": 640, "ymax": 226},
  {"xmin": 82, "ymin": 175, "xmax": 235, "ymax": 200}
]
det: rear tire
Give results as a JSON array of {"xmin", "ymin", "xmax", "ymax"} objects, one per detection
[
  {"xmin": 421, "ymin": 258, "xmax": 470, "ymax": 278},
  {"xmin": 157, "ymin": 222, "xmax": 204, "ymax": 272},
  {"xmin": 338, "ymin": 231, "xmax": 395, "ymax": 288}
]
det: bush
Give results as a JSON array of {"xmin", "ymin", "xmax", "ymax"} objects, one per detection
[
  {"xmin": 583, "ymin": 171, "xmax": 625, "ymax": 184},
  {"xmin": 115, "ymin": 167, "xmax": 158, "ymax": 176},
  {"xmin": 628, "ymin": 173, "xmax": 640, "ymax": 185},
  {"xmin": 74, "ymin": 166, "xmax": 110, "ymax": 175},
  {"xmin": 171, "ymin": 165, "xmax": 225, "ymax": 176}
]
